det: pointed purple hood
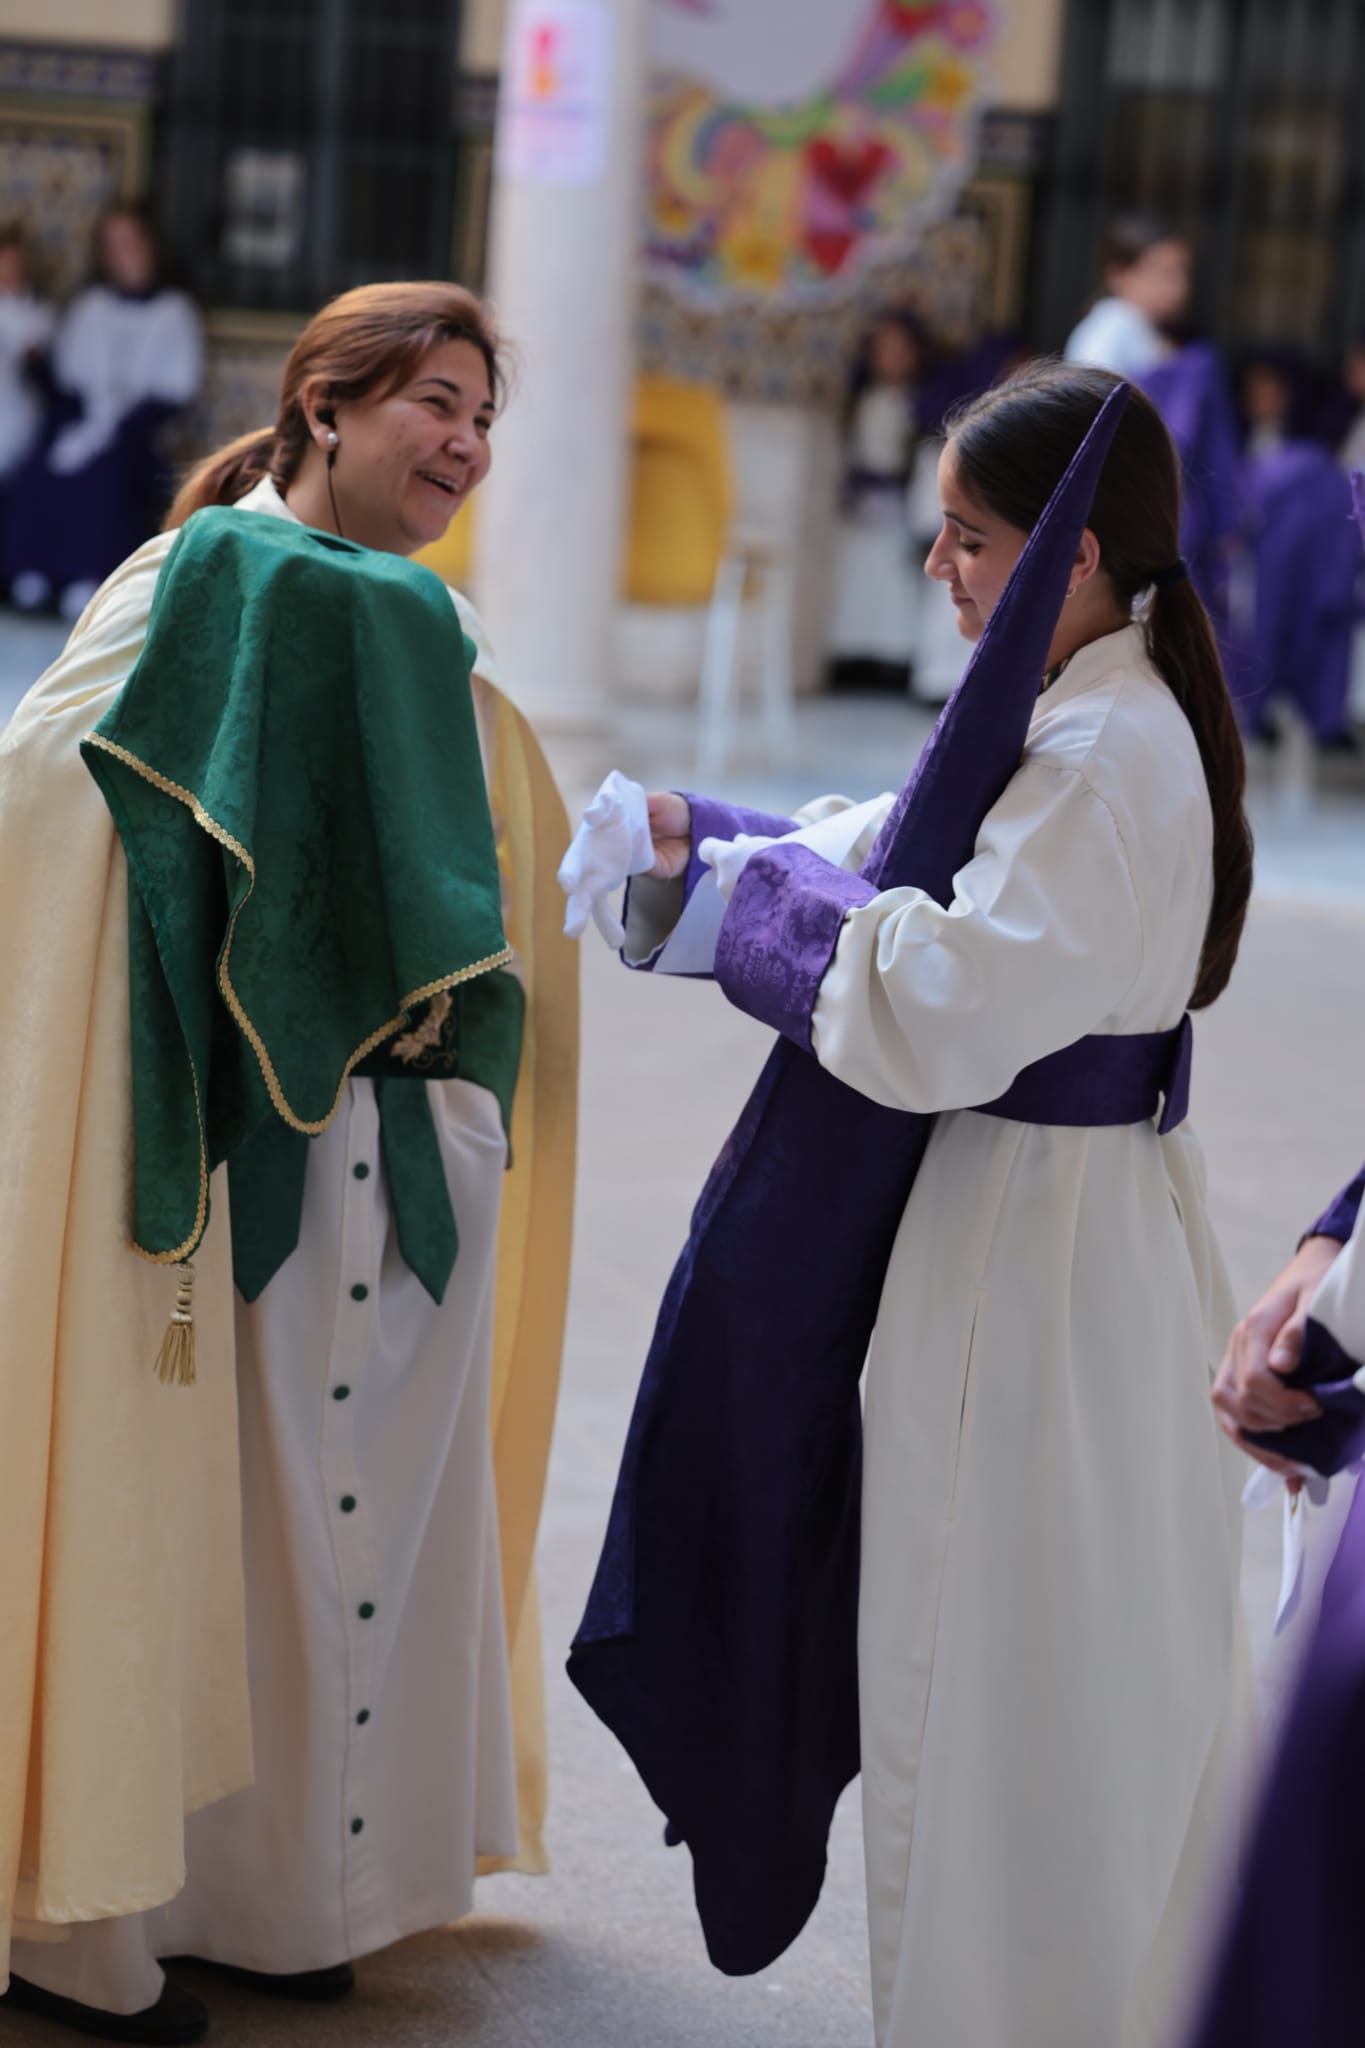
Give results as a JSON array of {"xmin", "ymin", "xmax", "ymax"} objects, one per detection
[
  {"xmin": 712, "ymin": 385, "xmax": 1131, "ymax": 1038},
  {"xmin": 569, "ymin": 385, "xmax": 1137, "ymax": 1978}
]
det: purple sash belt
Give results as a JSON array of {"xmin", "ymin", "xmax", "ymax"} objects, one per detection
[
  {"xmin": 978, "ymin": 1013, "xmax": 1193, "ymax": 1135},
  {"xmin": 705, "ymin": 830, "xmax": 1196, "ymax": 1139}
]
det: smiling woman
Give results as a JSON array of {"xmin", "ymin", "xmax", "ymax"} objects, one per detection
[
  {"xmin": 0, "ymin": 279, "xmax": 577, "ymax": 2044},
  {"xmin": 167, "ymin": 279, "xmax": 504, "ymax": 555}
]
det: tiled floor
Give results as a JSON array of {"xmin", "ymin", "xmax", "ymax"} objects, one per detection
[{"xmin": 3, "ymin": 611, "xmax": 1364, "ymax": 2046}]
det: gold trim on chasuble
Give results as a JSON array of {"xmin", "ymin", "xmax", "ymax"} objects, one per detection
[{"xmin": 83, "ymin": 729, "xmax": 514, "ymax": 1270}]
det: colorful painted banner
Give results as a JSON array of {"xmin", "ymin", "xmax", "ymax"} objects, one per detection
[{"xmin": 647, "ymin": 0, "xmax": 998, "ymax": 305}]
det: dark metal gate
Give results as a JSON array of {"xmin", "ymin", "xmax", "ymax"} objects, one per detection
[
  {"xmin": 1041, "ymin": 0, "xmax": 1365, "ymax": 358},
  {"xmin": 161, "ymin": 0, "xmax": 469, "ymax": 311}
]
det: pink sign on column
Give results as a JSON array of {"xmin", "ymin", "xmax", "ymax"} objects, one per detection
[
  {"xmin": 498, "ymin": 0, "xmax": 614, "ymax": 186},
  {"xmin": 648, "ymin": 0, "xmax": 998, "ymax": 305}
]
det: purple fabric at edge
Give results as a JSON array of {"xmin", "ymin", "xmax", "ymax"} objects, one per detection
[
  {"xmin": 713, "ymin": 840, "xmax": 1191, "ymax": 1128},
  {"xmin": 567, "ymin": 386, "xmax": 1136, "ymax": 1977},
  {"xmin": 1184, "ymin": 1472, "xmax": 1365, "ymax": 2048},
  {"xmin": 1311, "ymin": 1161, "xmax": 1365, "ymax": 1247},
  {"xmin": 1231, "ymin": 441, "xmax": 1357, "ymax": 743},
  {"xmin": 620, "ymin": 793, "xmax": 797, "ymax": 976}
]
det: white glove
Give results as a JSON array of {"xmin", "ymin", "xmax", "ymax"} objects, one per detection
[
  {"xmin": 697, "ymin": 832, "xmax": 781, "ymax": 903},
  {"xmin": 47, "ymin": 414, "xmax": 116, "ymax": 476},
  {"xmin": 558, "ymin": 769, "xmax": 655, "ymax": 947}
]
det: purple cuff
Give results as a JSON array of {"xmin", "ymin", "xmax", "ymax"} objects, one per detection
[
  {"xmin": 714, "ymin": 842, "xmax": 877, "ymax": 1050},
  {"xmin": 1308, "ymin": 1162, "xmax": 1365, "ymax": 1246},
  {"xmin": 1244, "ymin": 1315, "xmax": 1365, "ymax": 1477},
  {"xmin": 620, "ymin": 793, "xmax": 800, "ymax": 977},
  {"xmin": 681, "ymin": 793, "xmax": 800, "ymax": 907}
]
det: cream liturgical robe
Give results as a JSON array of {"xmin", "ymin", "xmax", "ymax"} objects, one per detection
[{"xmin": 0, "ymin": 482, "xmax": 577, "ymax": 2011}]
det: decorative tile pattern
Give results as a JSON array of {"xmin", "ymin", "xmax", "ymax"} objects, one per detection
[
  {"xmin": 0, "ymin": 41, "xmax": 160, "ymax": 104},
  {"xmin": 639, "ymin": 195, "xmax": 1012, "ymax": 408},
  {"xmin": 0, "ymin": 42, "xmax": 156, "ymax": 298}
]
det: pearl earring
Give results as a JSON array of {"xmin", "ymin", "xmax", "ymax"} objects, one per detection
[{"xmin": 326, "ymin": 429, "xmax": 339, "ymax": 449}]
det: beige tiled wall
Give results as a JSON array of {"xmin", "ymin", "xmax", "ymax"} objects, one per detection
[{"xmin": 5, "ymin": 0, "xmax": 175, "ymax": 48}]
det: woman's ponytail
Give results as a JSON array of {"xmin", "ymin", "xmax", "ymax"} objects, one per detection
[
  {"xmin": 164, "ymin": 426, "xmax": 278, "ymax": 531},
  {"xmin": 1143, "ymin": 578, "xmax": 1253, "ymax": 1009},
  {"xmin": 948, "ymin": 360, "xmax": 1255, "ymax": 1011}
]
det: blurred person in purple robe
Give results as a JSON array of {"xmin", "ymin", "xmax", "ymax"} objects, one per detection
[
  {"xmin": 1188, "ymin": 1156, "xmax": 1365, "ymax": 2048},
  {"xmin": 0, "ymin": 224, "xmax": 55, "ymax": 562},
  {"xmin": 5, "ymin": 202, "xmax": 202, "ymax": 623},
  {"xmin": 1066, "ymin": 217, "xmax": 1243, "ymax": 642},
  {"xmin": 1231, "ymin": 351, "xmax": 1357, "ymax": 751}
]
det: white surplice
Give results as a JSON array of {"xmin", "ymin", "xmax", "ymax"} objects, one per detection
[
  {"xmin": 44, "ymin": 286, "xmax": 202, "ymax": 477},
  {"xmin": 826, "ymin": 385, "xmax": 921, "ymax": 666},
  {"xmin": 1064, "ymin": 297, "xmax": 1170, "ymax": 380},
  {"xmin": 630, "ymin": 622, "xmax": 1249, "ymax": 2048},
  {"xmin": 10, "ymin": 484, "xmax": 518, "ymax": 2015}
]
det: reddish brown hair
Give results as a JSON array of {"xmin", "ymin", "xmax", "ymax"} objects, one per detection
[{"xmin": 166, "ymin": 280, "xmax": 504, "ymax": 530}]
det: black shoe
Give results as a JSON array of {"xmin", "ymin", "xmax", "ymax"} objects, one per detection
[
  {"xmin": 169, "ymin": 1958, "xmax": 355, "ymax": 2003},
  {"xmin": 0, "ymin": 1975, "xmax": 207, "ymax": 2045}
]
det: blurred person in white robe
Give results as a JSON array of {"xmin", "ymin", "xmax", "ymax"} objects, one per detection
[
  {"xmin": 826, "ymin": 313, "xmax": 928, "ymax": 693},
  {"xmin": 1065, "ymin": 214, "xmax": 1190, "ymax": 379},
  {"xmin": 6, "ymin": 203, "xmax": 202, "ymax": 622}
]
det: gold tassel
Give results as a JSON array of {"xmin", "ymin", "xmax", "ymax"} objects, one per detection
[{"xmin": 155, "ymin": 1262, "xmax": 196, "ymax": 1387}]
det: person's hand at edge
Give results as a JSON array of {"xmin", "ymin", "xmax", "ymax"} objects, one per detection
[{"xmin": 1211, "ymin": 1235, "xmax": 1342, "ymax": 1494}]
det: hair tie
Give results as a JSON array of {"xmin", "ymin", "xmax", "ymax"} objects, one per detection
[{"xmin": 1151, "ymin": 558, "xmax": 1189, "ymax": 590}]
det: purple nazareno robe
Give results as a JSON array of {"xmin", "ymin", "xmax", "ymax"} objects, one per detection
[
  {"xmin": 1231, "ymin": 440, "xmax": 1357, "ymax": 744},
  {"xmin": 1140, "ymin": 343, "xmax": 1242, "ymax": 634},
  {"xmin": 569, "ymin": 385, "xmax": 1192, "ymax": 1974},
  {"xmin": 1243, "ymin": 1148, "xmax": 1365, "ymax": 1477},
  {"xmin": 1185, "ymin": 1471, "xmax": 1365, "ymax": 2047}
]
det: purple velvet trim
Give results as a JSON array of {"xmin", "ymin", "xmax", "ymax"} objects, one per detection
[
  {"xmin": 1230, "ymin": 444, "xmax": 1357, "ymax": 742},
  {"xmin": 682, "ymin": 792, "xmax": 799, "ymax": 905},
  {"xmin": 714, "ymin": 843, "xmax": 878, "ymax": 1050},
  {"xmin": 620, "ymin": 792, "xmax": 799, "ymax": 977},
  {"xmin": 1310, "ymin": 1163, "xmax": 1365, "ymax": 1246},
  {"xmin": 569, "ymin": 385, "xmax": 1134, "ymax": 1980},
  {"xmin": 1244, "ymin": 1316, "xmax": 1365, "ymax": 1478},
  {"xmin": 979, "ymin": 1013, "xmax": 1192, "ymax": 1133},
  {"xmin": 1186, "ymin": 1474, "xmax": 1365, "ymax": 2045}
]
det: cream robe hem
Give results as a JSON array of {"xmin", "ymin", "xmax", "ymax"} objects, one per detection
[{"xmin": 0, "ymin": 495, "xmax": 577, "ymax": 1988}]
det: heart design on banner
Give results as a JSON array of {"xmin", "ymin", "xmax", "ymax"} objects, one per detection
[{"xmin": 647, "ymin": 0, "xmax": 998, "ymax": 304}]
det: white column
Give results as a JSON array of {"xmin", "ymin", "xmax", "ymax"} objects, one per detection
[{"xmin": 473, "ymin": 0, "xmax": 645, "ymax": 746}]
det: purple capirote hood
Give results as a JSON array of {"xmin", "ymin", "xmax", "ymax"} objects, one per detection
[
  {"xmin": 568, "ymin": 383, "xmax": 1134, "ymax": 1981},
  {"xmin": 713, "ymin": 380, "xmax": 1134, "ymax": 1045}
]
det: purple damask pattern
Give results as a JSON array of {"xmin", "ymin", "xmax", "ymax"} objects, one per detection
[
  {"xmin": 569, "ymin": 385, "xmax": 1137, "ymax": 1978},
  {"xmin": 714, "ymin": 844, "xmax": 876, "ymax": 1047}
]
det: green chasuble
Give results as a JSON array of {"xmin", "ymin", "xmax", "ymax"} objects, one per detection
[{"xmin": 81, "ymin": 505, "xmax": 523, "ymax": 1305}]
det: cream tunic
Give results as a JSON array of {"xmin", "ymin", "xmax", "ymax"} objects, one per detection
[
  {"xmin": 631, "ymin": 622, "xmax": 1248, "ymax": 2048},
  {"xmin": 806, "ymin": 625, "xmax": 1247, "ymax": 2048},
  {"xmin": 10, "ymin": 482, "xmax": 519, "ymax": 2013}
]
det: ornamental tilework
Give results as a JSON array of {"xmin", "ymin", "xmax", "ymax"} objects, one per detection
[
  {"xmin": 639, "ymin": 199, "xmax": 1007, "ymax": 409},
  {"xmin": 0, "ymin": 42, "xmax": 155, "ymax": 300}
]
